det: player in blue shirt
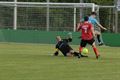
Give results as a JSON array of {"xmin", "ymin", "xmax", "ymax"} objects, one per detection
[
  {"xmin": 77, "ymin": 12, "xmax": 106, "ymax": 46},
  {"xmin": 77, "ymin": 12, "xmax": 107, "ymax": 46},
  {"xmin": 88, "ymin": 12, "xmax": 107, "ymax": 46}
]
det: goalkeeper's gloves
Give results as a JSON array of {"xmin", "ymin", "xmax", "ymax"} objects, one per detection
[
  {"xmin": 54, "ymin": 51, "xmax": 59, "ymax": 56},
  {"xmin": 68, "ymin": 38, "xmax": 72, "ymax": 42}
]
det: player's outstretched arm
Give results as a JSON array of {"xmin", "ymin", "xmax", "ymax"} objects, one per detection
[
  {"xmin": 76, "ymin": 22, "xmax": 81, "ymax": 31},
  {"xmin": 96, "ymin": 21, "xmax": 107, "ymax": 30},
  {"xmin": 63, "ymin": 38, "xmax": 72, "ymax": 43},
  {"xmin": 54, "ymin": 48, "xmax": 59, "ymax": 56},
  {"xmin": 68, "ymin": 38, "xmax": 72, "ymax": 42}
]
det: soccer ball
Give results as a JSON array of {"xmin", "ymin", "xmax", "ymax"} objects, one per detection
[{"xmin": 82, "ymin": 48, "xmax": 88, "ymax": 54}]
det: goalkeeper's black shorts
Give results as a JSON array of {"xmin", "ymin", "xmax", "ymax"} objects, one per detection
[{"xmin": 59, "ymin": 44, "xmax": 73, "ymax": 56}]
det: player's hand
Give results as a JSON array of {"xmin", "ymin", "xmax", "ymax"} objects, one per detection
[
  {"xmin": 78, "ymin": 36, "xmax": 81, "ymax": 39},
  {"xmin": 54, "ymin": 51, "xmax": 59, "ymax": 56},
  {"xmin": 103, "ymin": 27, "xmax": 107, "ymax": 30}
]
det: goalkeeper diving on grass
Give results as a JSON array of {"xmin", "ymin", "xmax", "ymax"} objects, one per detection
[{"xmin": 53, "ymin": 34, "xmax": 88, "ymax": 58}]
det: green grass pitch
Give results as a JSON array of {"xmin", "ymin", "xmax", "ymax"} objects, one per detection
[{"xmin": 0, "ymin": 42, "xmax": 120, "ymax": 80}]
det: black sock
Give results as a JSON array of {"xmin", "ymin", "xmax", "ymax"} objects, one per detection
[
  {"xmin": 97, "ymin": 35, "xmax": 101, "ymax": 43},
  {"xmin": 73, "ymin": 52, "xmax": 81, "ymax": 58}
]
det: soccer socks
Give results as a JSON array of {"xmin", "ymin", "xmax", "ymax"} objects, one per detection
[
  {"xmin": 79, "ymin": 46, "xmax": 83, "ymax": 53},
  {"xmin": 97, "ymin": 35, "xmax": 101, "ymax": 43},
  {"xmin": 73, "ymin": 52, "xmax": 81, "ymax": 58},
  {"xmin": 93, "ymin": 47, "xmax": 99, "ymax": 56}
]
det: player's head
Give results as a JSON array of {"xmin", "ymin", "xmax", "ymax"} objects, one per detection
[
  {"xmin": 91, "ymin": 12, "xmax": 97, "ymax": 17},
  {"xmin": 84, "ymin": 16, "xmax": 89, "ymax": 21},
  {"xmin": 56, "ymin": 36, "xmax": 62, "ymax": 42}
]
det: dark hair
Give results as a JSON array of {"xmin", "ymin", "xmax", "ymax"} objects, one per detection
[
  {"xmin": 91, "ymin": 12, "xmax": 97, "ymax": 15},
  {"xmin": 84, "ymin": 16, "xmax": 89, "ymax": 21}
]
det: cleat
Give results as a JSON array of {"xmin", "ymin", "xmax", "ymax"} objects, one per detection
[
  {"xmin": 98, "ymin": 43, "xmax": 104, "ymax": 46},
  {"xmin": 78, "ymin": 54, "xmax": 81, "ymax": 58},
  {"xmin": 96, "ymin": 55, "xmax": 100, "ymax": 59},
  {"xmin": 78, "ymin": 55, "xmax": 81, "ymax": 58}
]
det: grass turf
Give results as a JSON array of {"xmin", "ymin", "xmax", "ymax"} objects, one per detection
[{"xmin": 0, "ymin": 42, "xmax": 120, "ymax": 80}]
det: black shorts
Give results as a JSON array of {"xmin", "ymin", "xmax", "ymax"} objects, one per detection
[
  {"xmin": 59, "ymin": 44, "xmax": 73, "ymax": 56},
  {"xmin": 80, "ymin": 38, "xmax": 95, "ymax": 47}
]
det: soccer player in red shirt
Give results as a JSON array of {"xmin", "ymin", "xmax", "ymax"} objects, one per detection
[{"xmin": 77, "ymin": 16, "xmax": 100, "ymax": 59}]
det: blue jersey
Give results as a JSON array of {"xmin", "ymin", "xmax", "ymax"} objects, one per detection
[{"xmin": 88, "ymin": 16, "xmax": 97, "ymax": 27}]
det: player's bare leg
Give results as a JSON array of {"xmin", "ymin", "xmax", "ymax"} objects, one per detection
[
  {"xmin": 66, "ymin": 52, "xmax": 73, "ymax": 57},
  {"xmin": 95, "ymin": 30, "xmax": 104, "ymax": 46}
]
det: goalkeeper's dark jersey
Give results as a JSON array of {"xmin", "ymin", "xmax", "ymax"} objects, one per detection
[{"xmin": 56, "ymin": 38, "xmax": 73, "ymax": 56}]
